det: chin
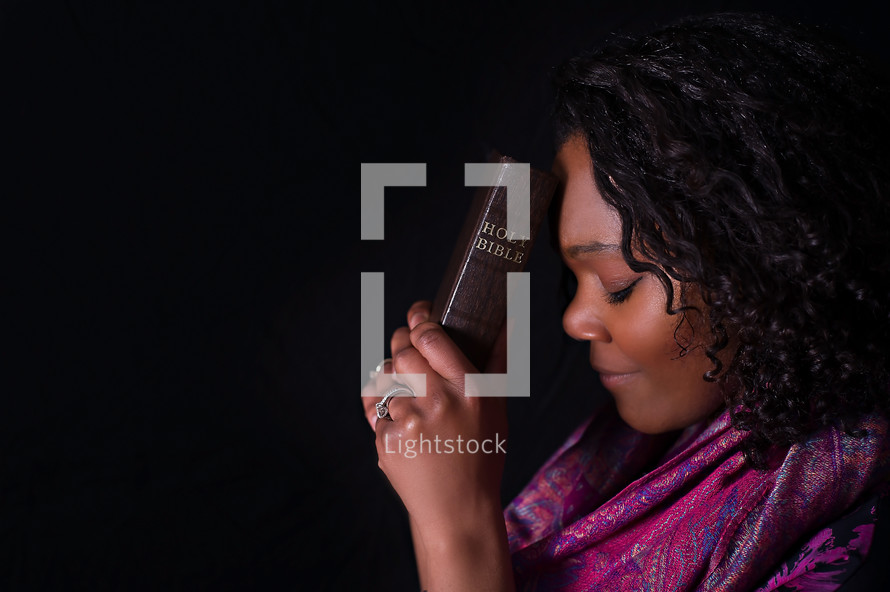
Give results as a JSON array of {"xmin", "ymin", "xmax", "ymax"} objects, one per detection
[
  {"xmin": 614, "ymin": 402, "xmax": 695, "ymax": 434},
  {"xmin": 617, "ymin": 403, "xmax": 725, "ymax": 435},
  {"xmin": 622, "ymin": 415, "xmax": 681, "ymax": 435}
]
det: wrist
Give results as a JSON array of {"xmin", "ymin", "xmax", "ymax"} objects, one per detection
[
  {"xmin": 422, "ymin": 510, "xmax": 514, "ymax": 592},
  {"xmin": 420, "ymin": 505, "xmax": 510, "ymax": 561},
  {"xmin": 414, "ymin": 495, "xmax": 504, "ymax": 544}
]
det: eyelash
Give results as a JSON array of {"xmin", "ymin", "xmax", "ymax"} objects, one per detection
[{"xmin": 605, "ymin": 278, "xmax": 642, "ymax": 305}]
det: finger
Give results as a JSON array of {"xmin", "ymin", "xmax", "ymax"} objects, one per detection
[
  {"xmin": 361, "ymin": 359, "xmax": 398, "ymax": 431},
  {"xmin": 409, "ymin": 321, "xmax": 476, "ymax": 386},
  {"xmin": 406, "ymin": 300, "xmax": 432, "ymax": 329},
  {"xmin": 391, "ymin": 343, "xmax": 435, "ymax": 400},
  {"xmin": 361, "ymin": 379, "xmax": 383, "ymax": 430},
  {"xmin": 363, "ymin": 376, "xmax": 408, "ymax": 429},
  {"xmin": 374, "ymin": 357, "xmax": 394, "ymax": 376},
  {"xmin": 390, "ymin": 326, "xmax": 412, "ymax": 358},
  {"xmin": 374, "ymin": 385, "xmax": 418, "ymax": 424},
  {"xmin": 366, "ymin": 405, "xmax": 379, "ymax": 431}
]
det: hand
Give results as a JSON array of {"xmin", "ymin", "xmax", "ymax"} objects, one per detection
[{"xmin": 361, "ymin": 301, "xmax": 509, "ymax": 539}]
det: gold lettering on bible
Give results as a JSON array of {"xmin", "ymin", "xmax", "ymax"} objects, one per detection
[{"xmin": 474, "ymin": 219, "xmax": 528, "ymax": 264}]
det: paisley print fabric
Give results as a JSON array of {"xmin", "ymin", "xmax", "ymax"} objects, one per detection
[{"xmin": 505, "ymin": 403, "xmax": 889, "ymax": 591}]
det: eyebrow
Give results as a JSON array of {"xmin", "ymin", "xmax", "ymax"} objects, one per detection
[{"xmin": 563, "ymin": 241, "xmax": 622, "ymax": 258}]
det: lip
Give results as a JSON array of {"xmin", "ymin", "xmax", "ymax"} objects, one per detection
[
  {"xmin": 597, "ymin": 371, "xmax": 639, "ymax": 389},
  {"xmin": 590, "ymin": 364, "xmax": 640, "ymax": 389}
]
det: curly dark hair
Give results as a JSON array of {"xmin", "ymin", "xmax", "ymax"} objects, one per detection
[{"xmin": 551, "ymin": 11, "xmax": 890, "ymax": 466}]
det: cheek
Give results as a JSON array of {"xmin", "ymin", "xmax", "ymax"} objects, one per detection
[
  {"xmin": 612, "ymin": 282, "xmax": 680, "ymax": 362},
  {"xmin": 609, "ymin": 282, "xmax": 724, "ymax": 432}
]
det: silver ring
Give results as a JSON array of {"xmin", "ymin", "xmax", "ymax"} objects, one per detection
[
  {"xmin": 369, "ymin": 357, "xmax": 393, "ymax": 380},
  {"xmin": 375, "ymin": 383, "xmax": 416, "ymax": 421}
]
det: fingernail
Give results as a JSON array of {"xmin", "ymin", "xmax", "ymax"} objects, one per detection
[{"xmin": 410, "ymin": 312, "xmax": 428, "ymax": 326}]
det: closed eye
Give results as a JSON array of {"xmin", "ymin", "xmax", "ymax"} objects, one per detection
[{"xmin": 605, "ymin": 277, "xmax": 642, "ymax": 305}]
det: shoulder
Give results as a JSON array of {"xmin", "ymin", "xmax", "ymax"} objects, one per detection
[
  {"xmin": 754, "ymin": 486, "xmax": 889, "ymax": 591},
  {"xmin": 711, "ymin": 413, "xmax": 890, "ymax": 590}
]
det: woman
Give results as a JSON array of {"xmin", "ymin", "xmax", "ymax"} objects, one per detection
[{"xmin": 363, "ymin": 12, "xmax": 890, "ymax": 591}]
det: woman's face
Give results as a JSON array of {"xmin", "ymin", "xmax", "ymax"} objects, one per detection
[{"xmin": 553, "ymin": 135, "xmax": 724, "ymax": 433}]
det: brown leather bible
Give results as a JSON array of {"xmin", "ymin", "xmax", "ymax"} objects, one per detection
[{"xmin": 430, "ymin": 152, "xmax": 558, "ymax": 369}]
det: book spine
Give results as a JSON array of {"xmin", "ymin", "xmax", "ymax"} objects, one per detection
[{"xmin": 430, "ymin": 154, "xmax": 558, "ymax": 369}]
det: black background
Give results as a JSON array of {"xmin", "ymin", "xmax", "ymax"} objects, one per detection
[{"xmin": 4, "ymin": 1, "xmax": 889, "ymax": 590}]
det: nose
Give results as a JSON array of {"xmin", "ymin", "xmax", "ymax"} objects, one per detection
[{"xmin": 562, "ymin": 286, "xmax": 612, "ymax": 343}]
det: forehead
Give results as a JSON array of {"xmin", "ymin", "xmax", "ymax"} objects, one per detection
[{"xmin": 553, "ymin": 136, "xmax": 622, "ymax": 254}]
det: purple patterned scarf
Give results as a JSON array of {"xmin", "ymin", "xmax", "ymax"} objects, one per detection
[{"xmin": 505, "ymin": 403, "xmax": 890, "ymax": 591}]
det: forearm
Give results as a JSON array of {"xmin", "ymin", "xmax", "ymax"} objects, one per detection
[
  {"xmin": 410, "ymin": 516, "xmax": 431, "ymax": 590},
  {"xmin": 412, "ymin": 506, "xmax": 515, "ymax": 592}
]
